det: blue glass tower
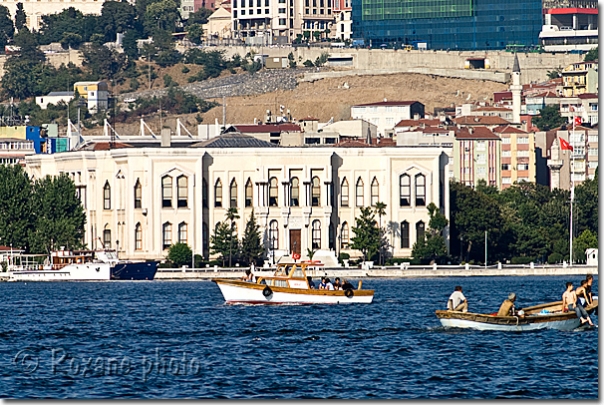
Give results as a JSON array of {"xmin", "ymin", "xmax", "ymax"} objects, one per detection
[{"xmin": 351, "ymin": 0, "xmax": 543, "ymax": 50}]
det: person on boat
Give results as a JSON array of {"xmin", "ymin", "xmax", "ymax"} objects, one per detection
[
  {"xmin": 585, "ymin": 274, "xmax": 594, "ymax": 306},
  {"xmin": 318, "ymin": 277, "xmax": 327, "ymax": 290},
  {"xmin": 241, "ymin": 269, "xmax": 255, "ymax": 282},
  {"xmin": 325, "ymin": 278, "xmax": 335, "ymax": 290},
  {"xmin": 562, "ymin": 281, "xmax": 594, "ymax": 326},
  {"xmin": 575, "ymin": 280, "xmax": 589, "ymax": 307},
  {"xmin": 497, "ymin": 293, "xmax": 517, "ymax": 316},
  {"xmin": 447, "ymin": 286, "xmax": 468, "ymax": 312},
  {"xmin": 333, "ymin": 277, "xmax": 342, "ymax": 290},
  {"xmin": 307, "ymin": 276, "xmax": 316, "ymax": 289},
  {"xmin": 342, "ymin": 279, "xmax": 355, "ymax": 290}
]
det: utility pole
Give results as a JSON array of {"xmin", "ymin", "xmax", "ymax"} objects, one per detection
[
  {"xmin": 222, "ymin": 95, "xmax": 226, "ymax": 133},
  {"xmin": 484, "ymin": 230, "xmax": 487, "ymax": 269}
]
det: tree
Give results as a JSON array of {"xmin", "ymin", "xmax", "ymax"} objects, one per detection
[
  {"xmin": 240, "ymin": 210, "xmax": 264, "ymax": 266},
  {"xmin": 99, "ymin": 1, "xmax": 137, "ymax": 42},
  {"xmin": 60, "ymin": 32, "xmax": 83, "ymax": 50},
  {"xmin": 210, "ymin": 221, "xmax": 233, "ymax": 267},
  {"xmin": 573, "ymin": 229, "xmax": 597, "ymax": 263},
  {"xmin": 38, "ymin": 7, "xmax": 88, "ymax": 45},
  {"xmin": 167, "ymin": 242, "xmax": 193, "ymax": 267},
  {"xmin": 14, "ymin": 2, "xmax": 26, "ymax": 31},
  {"xmin": 374, "ymin": 201, "xmax": 387, "ymax": 264},
  {"xmin": 186, "ymin": 8, "xmax": 212, "ymax": 26},
  {"xmin": 28, "ymin": 174, "xmax": 86, "ymax": 254},
  {"xmin": 532, "ymin": 105, "xmax": 566, "ymax": 131},
  {"xmin": 81, "ymin": 42, "xmax": 129, "ymax": 79},
  {"xmin": 584, "ymin": 46, "xmax": 598, "ymax": 62},
  {"xmin": 0, "ymin": 164, "xmax": 33, "ymax": 250},
  {"xmin": 122, "ymin": 29, "xmax": 141, "ymax": 61},
  {"xmin": 225, "ymin": 207, "xmax": 240, "ymax": 267},
  {"xmin": 144, "ymin": 0, "xmax": 180, "ymax": 33},
  {"xmin": 411, "ymin": 203, "xmax": 449, "ymax": 264},
  {"xmin": 187, "ymin": 23, "xmax": 204, "ymax": 45},
  {"xmin": 0, "ymin": 5, "xmax": 15, "ymax": 49},
  {"xmin": 350, "ymin": 206, "xmax": 380, "ymax": 262}
]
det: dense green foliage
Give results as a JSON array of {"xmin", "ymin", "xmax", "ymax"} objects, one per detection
[
  {"xmin": 532, "ymin": 105, "xmax": 567, "ymax": 131},
  {"xmin": 450, "ymin": 177, "xmax": 598, "ymax": 264},
  {"xmin": 0, "ymin": 165, "xmax": 86, "ymax": 253},
  {"xmin": 350, "ymin": 206, "xmax": 381, "ymax": 262},
  {"xmin": 412, "ymin": 203, "xmax": 449, "ymax": 264},
  {"xmin": 584, "ymin": 47, "xmax": 598, "ymax": 62},
  {"xmin": 239, "ymin": 210, "xmax": 264, "ymax": 266},
  {"xmin": 167, "ymin": 242, "xmax": 193, "ymax": 267}
]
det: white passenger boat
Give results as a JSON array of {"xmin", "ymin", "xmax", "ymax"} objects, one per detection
[
  {"xmin": 8, "ymin": 249, "xmax": 111, "ymax": 282},
  {"xmin": 435, "ymin": 299, "xmax": 598, "ymax": 331},
  {"xmin": 213, "ymin": 262, "xmax": 374, "ymax": 305}
]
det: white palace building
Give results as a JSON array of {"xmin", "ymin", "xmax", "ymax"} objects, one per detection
[{"xmin": 25, "ymin": 132, "xmax": 450, "ymax": 265}]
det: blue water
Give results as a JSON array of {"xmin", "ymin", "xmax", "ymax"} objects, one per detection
[{"xmin": 0, "ymin": 276, "xmax": 598, "ymax": 399}]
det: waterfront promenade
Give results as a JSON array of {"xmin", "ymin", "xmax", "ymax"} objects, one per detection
[{"xmin": 155, "ymin": 264, "xmax": 597, "ymax": 280}]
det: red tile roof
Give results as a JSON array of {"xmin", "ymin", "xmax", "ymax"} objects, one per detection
[
  {"xmin": 334, "ymin": 139, "xmax": 377, "ymax": 147},
  {"xmin": 299, "ymin": 116, "xmax": 319, "ymax": 121},
  {"xmin": 473, "ymin": 106, "xmax": 513, "ymax": 112},
  {"xmin": 492, "ymin": 125, "xmax": 528, "ymax": 134},
  {"xmin": 395, "ymin": 118, "xmax": 443, "ymax": 127},
  {"xmin": 455, "ymin": 126, "xmax": 500, "ymax": 140},
  {"xmin": 526, "ymin": 91, "xmax": 559, "ymax": 98},
  {"xmin": 92, "ymin": 142, "xmax": 133, "ymax": 151},
  {"xmin": 353, "ymin": 100, "xmax": 420, "ymax": 107},
  {"xmin": 234, "ymin": 123, "xmax": 301, "ymax": 133},
  {"xmin": 453, "ymin": 116, "xmax": 510, "ymax": 125},
  {"xmin": 577, "ymin": 93, "xmax": 598, "ymax": 99}
]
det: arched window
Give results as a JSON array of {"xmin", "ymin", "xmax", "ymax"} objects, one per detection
[
  {"xmin": 401, "ymin": 221, "xmax": 409, "ymax": 248},
  {"xmin": 214, "ymin": 179, "xmax": 222, "ymax": 207},
  {"xmin": 163, "ymin": 222, "xmax": 172, "ymax": 250},
  {"xmin": 415, "ymin": 174, "xmax": 426, "ymax": 206},
  {"xmin": 290, "ymin": 177, "xmax": 300, "ymax": 206},
  {"xmin": 230, "ymin": 179, "xmax": 237, "ymax": 208},
  {"xmin": 371, "ymin": 177, "xmax": 379, "ymax": 206},
  {"xmin": 311, "ymin": 176, "xmax": 320, "ymax": 206},
  {"xmin": 356, "ymin": 177, "xmax": 364, "ymax": 207},
  {"xmin": 341, "ymin": 178, "xmax": 349, "ymax": 207},
  {"xmin": 269, "ymin": 177, "xmax": 278, "ymax": 206},
  {"xmin": 312, "ymin": 220, "xmax": 321, "ymax": 249},
  {"xmin": 103, "ymin": 225, "xmax": 111, "ymax": 248},
  {"xmin": 245, "ymin": 178, "xmax": 253, "ymax": 207},
  {"xmin": 416, "ymin": 221, "xmax": 425, "ymax": 243},
  {"xmin": 399, "ymin": 174, "xmax": 410, "ymax": 207},
  {"xmin": 162, "ymin": 176, "xmax": 172, "ymax": 208},
  {"xmin": 178, "ymin": 222, "xmax": 188, "ymax": 244},
  {"xmin": 202, "ymin": 179, "xmax": 208, "ymax": 208},
  {"xmin": 103, "ymin": 181, "xmax": 111, "ymax": 210},
  {"xmin": 134, "ymin": 179, "xmax": 142, "ymax": 209},
  {"xmin": 135, "ymin": 223, "xmax": 142, "ymax": 251},
  {"xmin": 341, "ymin": 222, "xmax": 349, "ymax": 249},
  {"xmin": 269, "ymin": 220, "xmax": 279, "ymax": 250},
  {"xmin": 177, "ymin": 175, "xmax": 188, "ymax": 208}
]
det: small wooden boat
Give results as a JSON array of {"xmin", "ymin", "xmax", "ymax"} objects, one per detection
[
  {"xmin": 435, "ymin": 299, "xmax": 598, "ymax": 331},
  {"xmin": 213, "ymin": 262, "xmax": 374, "ymax": 305}
]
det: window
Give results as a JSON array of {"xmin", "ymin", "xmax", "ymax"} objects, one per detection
[
  {"xmin": 517, "ymin": 136, "xmax": 529, "ymax": 144},
  {"xmin": 177, "ymin": 176, "xmax": 188, "ymax": 208},
  {"xmin": 178, "ymin": 222, "xmax": 187, "ymax": 244},
  {"xmin": 202, "ymin": 179, "xmax": 208, "ymax": 208},
  {"xmin": 162, "ymin": 176, "xmax": 172, "ymax": 208},
  {"xmin": 134, "ymin": 179, "xmax": 142, "ymax": 209},
  {"xmin": 415, "ymin": 174, "xmax": 426, "ymax": 206},
  {"xmin": 370, "ymin": 177, "xmax": 379, "ymax": 206},
  {"xmin": 502, "ymin": 164, "xmax": 511, "ymax": 170},
  {"xmin": 103, "ymin": 228, "xmax": 111, "ymax": 249},
  {"xmin": 401, "ymin": 221, "xmax": 409, "ymax": 248},
  {"xmin": 245, "ymin": 178, "xmax": 253, "ymax": 207},
  {"xmin": 269, "ymin": 220, "xmax": 279, "ymax": 250},
  {"xmin": 269, "ymin": 177, "xmax": 278, "ymax": 206},
  {"xmin": 341, "ymin": 178, "xmax": 349, "ymax": 207},
  {"xmin": 341, "ymin": 222, "xmax": 349, "ymax": 249},
  {"xmin": 517, "ymin": 164, "xmax": 529, "ymax": 171},
  {"xmin": 312, "ymin": 220, "xmax": 321, "ymax": 249},
  {"xmin": 230, "ymin": 179, "xmax": 237, "ymax": 208},
  {"xmin": 290, "ymin": 177, "xmax": 300, "ymax": 206},
  {"xmin": 135, "ymin": 223, "xmax": 142, "ymax": 251},
  {"xmin": 162, "ymin": 222, "xmax": 172, "ymax": 250},
  {"xmin": 311, "ymin": 176, "xmax": 320, "ymax": 206},
  {"xmin": 399, "ymin": 174, "xmax": 410, "ymax": 206},
  {"xmin": 215, "ymin": 179, "xmax": 222, "ymax": 207},
  {"xmin": 416, "ymin": 221, "xmax": 425, "ymax": 242},
  {"xmin": 100, "ymin": 181, "xmax": 111, "ymax": 210},
  {"xmin": 356, "ymin": 177, "xmax": 364, "ymax": 207}
]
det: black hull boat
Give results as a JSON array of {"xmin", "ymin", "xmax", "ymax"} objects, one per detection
[{"xmin": 110, "ymin": 261, "xmax": 159, "ymax": 280}]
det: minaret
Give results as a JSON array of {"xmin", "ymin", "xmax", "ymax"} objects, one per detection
[{"xmin": 511, "ymin": 53, "xmax": 522, "ymax": 125}]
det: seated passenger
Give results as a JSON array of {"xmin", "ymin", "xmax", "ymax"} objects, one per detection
[
  {"xmin": 241, "ymin": 269, "xmax": 255, "ymax": 282},
  {"xmin": 575, "ymin": 280, "xmax": 588, "ymax": 307},
  {"xmin": 342, "ymin": 279, "xmax": 355, "ymax": 290},
  {"xmin": 333, "ymin": 277, "xmax": 342, "ymax": 290},
  {"xmin": 585, "ymin": 274, "xmax": 594, "ymax": 306},
  {"xmin": 325, "ymin": 278, "xmax": 334, "ymax": 290},
  {"xmin": 318, "ymin": 277, "xmax": 327, "ymax": 290},
  {"xmin": 447, "ymin": 286, "xmax": 468, "ymax": 312},
  {"xmin": 497, "ymin": 293, "xmax": 517, "ymax": 316},
  {"xmin": 563, "ymin": 281, "xmax": 594, "ymax": 326},
  {"xmin": 307, "ymin": 276, "xmax": 316, "ymax": 289}
]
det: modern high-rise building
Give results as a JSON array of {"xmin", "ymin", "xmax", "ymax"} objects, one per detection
[{"xmin": 351, "ymin": 0, "xmax": 543, "ymax": 50}]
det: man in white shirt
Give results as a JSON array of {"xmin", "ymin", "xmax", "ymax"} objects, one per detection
[{"xmin": 447, "ymin": 285, "xmax": 468, "ymax": 312}]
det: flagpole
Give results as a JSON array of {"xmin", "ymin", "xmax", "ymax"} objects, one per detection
[{"xmin": 569, "ymin": 110, "xmax": 575, "ymax": 267}]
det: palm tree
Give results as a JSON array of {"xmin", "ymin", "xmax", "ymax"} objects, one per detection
[
  {"xmin": 374, "ymin": 202, "xmax": 387, "ymax": 265},
  {"xmin": 225, "ymin": 207, "xmax": 240, "ymax": 267}
]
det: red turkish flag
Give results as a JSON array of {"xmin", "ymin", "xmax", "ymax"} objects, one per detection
[
  {"xmin": 559, "ymin": 137, "xmax": 574, "ymax": 151},
  {"xmin": 574, "ymin": 116, "xmax": 582, "ymax": 126}
]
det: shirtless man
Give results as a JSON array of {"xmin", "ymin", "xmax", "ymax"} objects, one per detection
[
  {"xmin": 497, "ymin": 293, "xmax": 517, "ymax": 316},
  {"xmin": 575, "ymin": 280, "xmax": 589, "ymax": 307},
  {"xmin": 562, "ymin": 281, "xmax": 593, "ymax": 326}
]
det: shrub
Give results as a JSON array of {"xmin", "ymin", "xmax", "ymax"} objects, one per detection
[
  {"xmin": 163, "ymin": 74, "xmax": 174, "ymax": 87},
  {"xmin": 181, "ymin": 66, "xmax": 190, "ymax": 74},
  {"xmin": 511, "ymin": 256, "xmax": 534, "ymax": 265},
  {"xmin": 303, "ymin": 59, "xmax": 314, "ymax": 67},
  {"xmin": 547, "ymin": 252, "xmax": 563, "ymax": 264}
]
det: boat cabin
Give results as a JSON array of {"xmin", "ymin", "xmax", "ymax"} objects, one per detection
[
  {"xmin": 256, "ymin": 263, "xmax": 311, "ymax": 289},
  {"xmin": 50, "ymin": 249, "xmax": 95, "ymax": 269}
]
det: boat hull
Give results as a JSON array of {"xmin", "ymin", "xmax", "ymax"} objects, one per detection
[
  {"xmin": 439, "ymin": 317, "xmax": 581, "ymax": 331},
  {"xmin": 9, "ymin": 263, "xmax": 112, "ymax": 282},
  {"xmin": 111, "ymin": 261, "xmax": 158, "ymax": 280},
  {"xmin": 214, "ymin": 280, "xmax": 374, "ymax": 304}
]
